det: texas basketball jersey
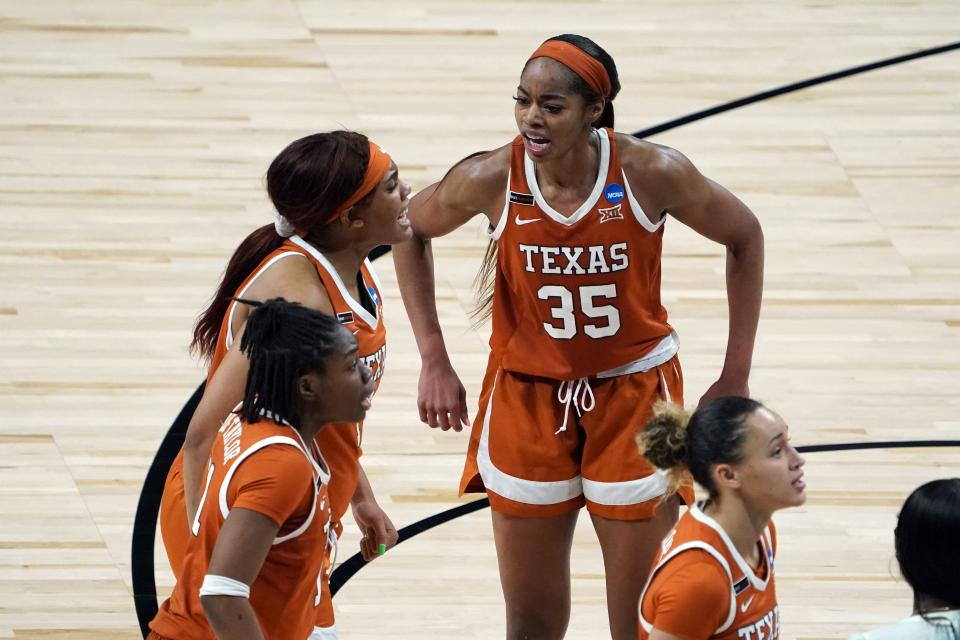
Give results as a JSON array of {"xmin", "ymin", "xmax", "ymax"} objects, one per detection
[
  {"xmin": 210, "ymin": 235, "xmax": 388, "ymax": 394},
  {"xmin": 639, "ymin": 503, "xmax": 780, "ymax": 640},
  {"xmin": 161, "ymin": 237, "xmax": 387, "ymax": 581},
  {"xmin": 213, "ymin": 234, "xmax": 387, "ymax": 524},
  {"xmin": 150, "ymin": 414, "xmax": 333, "ymax": 640},
  {"xmin": 489, "ymin": 127, "xmax": 674, "ymax": 380}
]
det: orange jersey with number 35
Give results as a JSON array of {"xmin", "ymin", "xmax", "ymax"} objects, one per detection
[{"xmin": 489, "ymin": 128, "xmax": 673, "ymax": 380}]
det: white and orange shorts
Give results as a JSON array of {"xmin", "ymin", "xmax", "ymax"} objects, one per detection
[{"xmin": 460, "ymin": 349, "xmax": 692, "ymax": 520}]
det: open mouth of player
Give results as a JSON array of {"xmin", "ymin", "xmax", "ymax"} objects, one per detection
[
  {"xmin": 792, "ymin": 472, "xmax": 806, "ymax": 492},
  {"xmin": 523, "ymin": 133, "xmax": 551, "ymax": 155},
  {"xmin": 397, "ymin": 205, "xmax": 410, "ymax": 228},
  {"xmin": 361, "ymin": 393, "xmax": 374, "ymax": 410}
]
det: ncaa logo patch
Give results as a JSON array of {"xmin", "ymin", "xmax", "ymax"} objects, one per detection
[
  {"xmin": 598, "ymin": 204, "xmax": 623, "ymax": 223},
  {"xmin": 604, "ymin": 182, "xmax": 625, "ymax": 203}
]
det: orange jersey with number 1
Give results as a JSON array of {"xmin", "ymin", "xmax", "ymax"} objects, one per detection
[
  {"xmin": 489, "ymin": 127, "xmax": 673, "ymax": 380},
  {"xmin": 150, "ymin": 413, "xmax": 333, "ymax": 640}
]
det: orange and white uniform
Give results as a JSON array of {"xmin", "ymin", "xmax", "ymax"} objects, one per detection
[
  {"xmin": 150, "ymin": 413, "xmax": 333, "ymax": 640},
  {"xmin": 159, "ymin": 235, "xmax": 387, "ymax": 635},
  {"xmin": 639, "ymin": 502, "xmax": 780, "ymax": 640},
  {"xmin": 460, "ymin": 127, "xmax": 691, "ymax": 518}
]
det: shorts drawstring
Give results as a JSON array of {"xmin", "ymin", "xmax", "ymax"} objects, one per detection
[
  {"xmin": 657, "ymin": 366, "xmax": 671, "ymax": 403},
  {"xmin": 556, "ymin": 377, "xmax": 596, "ymax": 435}
]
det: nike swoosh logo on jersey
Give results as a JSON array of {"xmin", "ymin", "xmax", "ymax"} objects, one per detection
[
  {"xmin": 515, "ymin": 214, "xmax": 541, "ymax": 226},
  {"xmin": 740, "ymin": 595, "xmax": 755, "ymax": 613}
]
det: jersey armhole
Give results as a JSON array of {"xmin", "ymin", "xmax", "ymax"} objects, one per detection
[
  {"xmin": 622, "ymin": 170, "xmax": 666, "ymax": 233},
  {"xmin": 489, "ymin": 168, "xmax": 511, "ymax": 240},
  {"xmin": 225, "ymin": 251, "xmax": 310, "ymax": 349}
]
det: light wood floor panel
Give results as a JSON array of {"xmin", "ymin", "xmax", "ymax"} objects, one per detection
[{"xmin": 2, "ymin": 0, "xmax": 958, "ymax": 638}]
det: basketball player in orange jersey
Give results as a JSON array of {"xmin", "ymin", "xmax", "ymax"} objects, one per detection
[
  {"xmin": 150, "ymin": 298, "xmax": 376, "ymax": 640},
  {"xmin": 392, "ymin": 34, "xmax": 764, "ymax": 639},
  {"xmin": 637, "ymin": 398, "xmax": 806, "ymax": 640},
  {"xmin": 158, "ymin": 131, "xmax": 412, "ymax": 639}
]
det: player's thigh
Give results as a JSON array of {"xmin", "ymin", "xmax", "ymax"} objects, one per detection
[{"xmin": 491, "ymin": 509, "xmax": 579, "ymax": 609}]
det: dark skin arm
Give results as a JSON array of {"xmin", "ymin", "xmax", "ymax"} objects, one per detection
[
  {"xmin": 200, "ymin": 507, "xmax": 279, "ymax": 640},
  {"xmin": 620, "ymin": 134, "xmax": 764, "ymax": 405},
  {"xmin": 392, "ymin": 148, "xmax": 509, "ymax": 431}
]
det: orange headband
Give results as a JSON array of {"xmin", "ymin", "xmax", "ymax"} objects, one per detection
[
  {"xmin": 527, "ymin": 40, "xmax": 612, "ymax": 98},
  {"xmin": 328, "ymin": 141, "xmax": 392, "ymax": 222}
]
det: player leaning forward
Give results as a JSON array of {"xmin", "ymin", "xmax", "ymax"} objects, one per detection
[{"xmin": 393, "ymin": 34, "xmax": 765, "ymax": 639}]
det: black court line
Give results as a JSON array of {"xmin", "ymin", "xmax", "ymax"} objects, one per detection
[
  {"xmin": 632, "ymin": 40, "xmax": 960, "ymax": 138},
  {"xmin": 328, "ymin": 438, "xmax": 960, "ymax": 595},
  {"xmin": 131, "ymin": 39, "xmax": 960, "ymax": 637},
  {"xmin": 131, "ymin": 382, "xmax": 205, "ymax": 638}
]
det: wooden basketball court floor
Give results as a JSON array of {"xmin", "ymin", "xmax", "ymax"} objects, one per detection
[{"xmin": 2, "ymin": 1, "xmax": 959, "ymax": 638}]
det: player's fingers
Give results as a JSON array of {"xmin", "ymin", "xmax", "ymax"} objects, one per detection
[
  {"xmin": 458, "ymin": 387, "xmax": 469, "ymax": 431},
  {"xmin": 435, "ymin": 408, "xmax": 452, "ymax": 431}
]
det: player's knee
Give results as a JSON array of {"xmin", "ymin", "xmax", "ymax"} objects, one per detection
[{"xmin": 505, "ymin": 607, "xmax": 569, "ymax": 640}]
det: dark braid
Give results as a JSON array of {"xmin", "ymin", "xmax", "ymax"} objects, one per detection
[{"xmin": 237, "ymin": 298, "xmax": 342, "ymax": 428}]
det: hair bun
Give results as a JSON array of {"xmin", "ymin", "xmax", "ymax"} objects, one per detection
[{"xmin": 638, "ymin": 401, "xmax": 691, "ymax": 471}]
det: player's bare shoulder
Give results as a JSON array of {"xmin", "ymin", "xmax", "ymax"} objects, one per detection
[
  {"xmin": 616, "ymin": 133, "xmax": 707, "ymax": 211},
  {"xmin": 247, "ymin": 254, "xmax": 334, "ymax": 315},
  {"xmin": 442, "ymin": 143, "xmax": 512, "ymax": 215}
]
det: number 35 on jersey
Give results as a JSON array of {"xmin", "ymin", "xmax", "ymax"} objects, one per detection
[{"xmin": 518, "ymin": 241, "xmax": 628, "ymax": 341}]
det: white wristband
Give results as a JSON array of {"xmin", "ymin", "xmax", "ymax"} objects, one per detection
[{"xmin": 199, "ymin": 574, "xmax": 251, "ymax": 598}]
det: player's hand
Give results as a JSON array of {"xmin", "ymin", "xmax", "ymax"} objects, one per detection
[
  {"xmin": 418, "ymin": 356, "xmax": 469, "ymax": 431},
  {"xmin": 697, "ymin": 375, "xmax": 749, "ymax": 409},
  {"xmin": 353, "ymin": 500, "xmax": 398, "ymax": 562}
]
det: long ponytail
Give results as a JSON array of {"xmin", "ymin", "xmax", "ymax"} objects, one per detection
[{"xmin": 191, "ymin": 224, "xmax": 282, "ymax": 359}]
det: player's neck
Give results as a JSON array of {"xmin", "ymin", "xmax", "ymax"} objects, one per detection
[
  {"xmin": 303, "ymin": 235, "xmax": 373, "ymax": 286},
  {"xmin": 914, "ymin": 593, "xmax": 955, "ymax": 616},
  {"xmin": 533, "ymin": 128, "xmax": 599, "ymax": 194},
  {"xmin": 295, "ymin": 404, "xmax": 327, "ymax": 444},
  {"xmin": 706, "ymin": 498, "xmax": 771, "ymax": 567}
]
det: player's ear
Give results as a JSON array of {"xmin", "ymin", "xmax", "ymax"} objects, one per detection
[
  {"xmin": 712, "ymin": 463, "xmax": 741, "ymax": 492},
  {"xmin": 337, "ymin": 205, "xmax": 365, "ymax": 230},
  {"xmin": 297, "ymin": 372, "xmax": 320, "ymax": 402},
  {"xmin": 585, "ymin": 98, "xmax": 604, "ymax": 126}
]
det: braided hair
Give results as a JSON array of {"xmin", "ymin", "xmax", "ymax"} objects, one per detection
[{"xmin": 237, "ymin": 297, "xmax": 344, "ymax": 428}]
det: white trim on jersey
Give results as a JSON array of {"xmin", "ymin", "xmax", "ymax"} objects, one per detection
[
  {"xmin": 363, "ymin": 257, "xmax": 385, "ymax": 307},
  {"xmin": 225, "ymin": 251, "xmax": 307, "ymax": 350},
  {"xmin": 310, "ymin": 624, "xmax": 339, "ymax": 640},
  {"xmin": 217, "ymin": 434, "xmax": 322, "ymax": 546},
  {"xmin": 582, "ymin": 471, "xmax": 668, "ymax": 506},
  {"xmin": 594, "ymin": 331, "xmax": 679, "ymax": 379},
  {"xmin": 490, "ymin": 168, "xmax": 511, "ymax": 241},
  {"xmin": 477, "ymin": 368, "xmax": 583, "ymax": 504},
  {"xmin": 621, "ymin": 170, "xmax": 667, "ymax": 233},
  {"xmin": 689, "ymin": 502, "xmax": 774, "ymax": 592},
  {"xmin": 288, "ymin": 235, "xmax": 380, "ymax": 330},
  {"xmin": 638, "ymin": 539, "xmax": 739, "ymax": 635},
  {"xmin": 523, "ymin": 128, "xmax": 611, "ymax": 226}
]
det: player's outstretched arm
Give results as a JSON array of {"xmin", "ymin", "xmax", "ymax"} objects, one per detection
[{"xmin": 393, "ymin": 149, "xmax": 507, "ymax": 431}]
